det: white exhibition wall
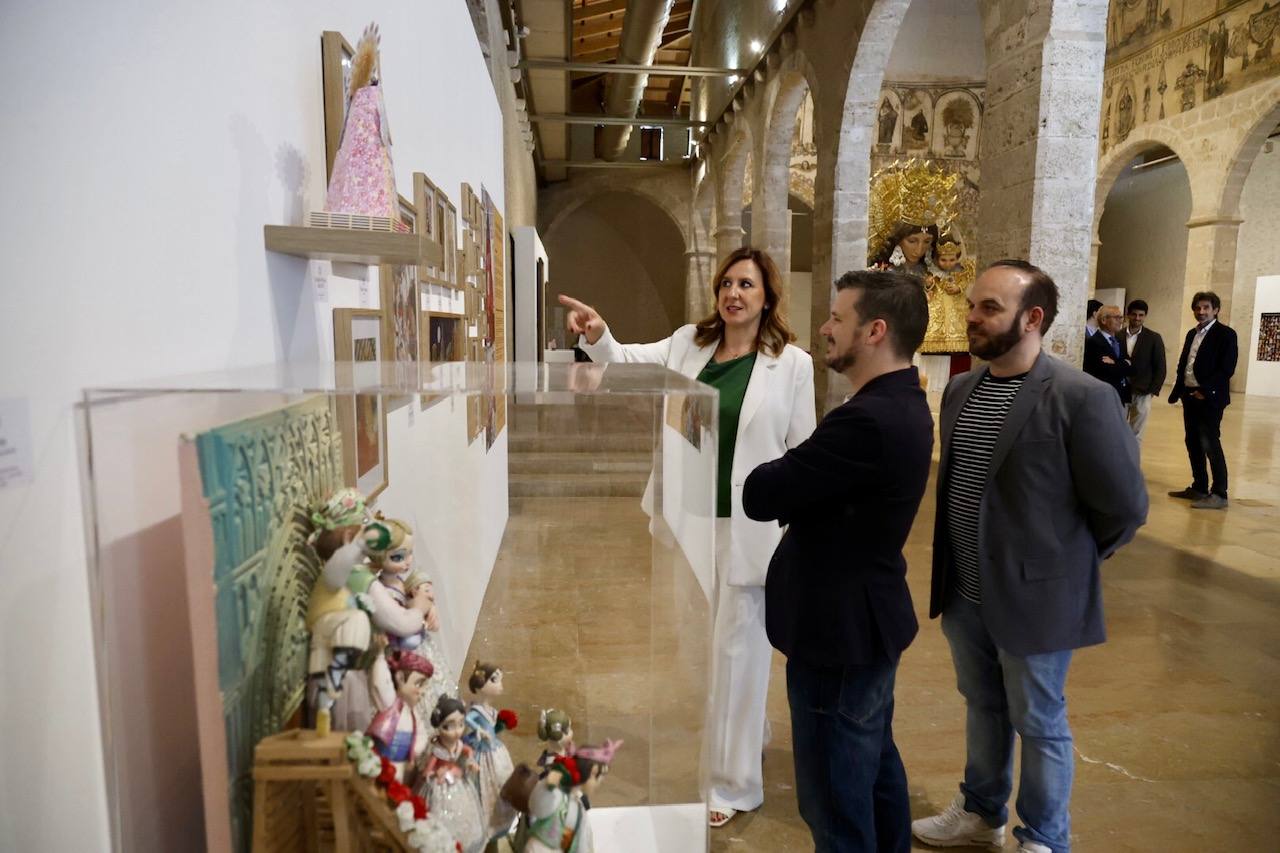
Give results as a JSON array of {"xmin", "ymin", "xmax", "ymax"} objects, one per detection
[
  {"xmin": 0, "ymin": 1, "xmax": 514, "ymax": 850},
  {"xmin": 1246, "ymin": 276, "xmax": 1280, "ymax": 397}
]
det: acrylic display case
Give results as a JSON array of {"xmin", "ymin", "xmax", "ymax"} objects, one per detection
[{"xmin": 82, "ymin": 361, "xmax": 717, "ymax": 853}]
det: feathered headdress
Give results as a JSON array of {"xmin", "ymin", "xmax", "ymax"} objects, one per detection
[{"xmin": 348, "ymin": 22, "xmax": 381, "ymax": 100}]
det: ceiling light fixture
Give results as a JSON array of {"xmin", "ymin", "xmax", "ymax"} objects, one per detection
[{"xmin": 749, "ymin": 39, "xmax": 763, "ymax": 54}]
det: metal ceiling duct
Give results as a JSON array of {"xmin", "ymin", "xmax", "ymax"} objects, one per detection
[{"xmin": 597, "ymin": 0, "xmax": 676, "ymax": 161}]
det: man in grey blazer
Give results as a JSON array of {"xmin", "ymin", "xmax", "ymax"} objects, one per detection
[
  {"xmin": 1118, "ymin": 299, "xmax": 1166, "ymax": 443},
  {"xmin": 912, "ymin": 261, "xmax": 1148, "ymax": 853}
]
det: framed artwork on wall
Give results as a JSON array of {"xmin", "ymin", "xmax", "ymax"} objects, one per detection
[
  {"xmin": 418, "ymin": 311, "xmax": 464, "ymax": 411},
  {"xmin": 321, "ymin": 31, "xmax": 356, "ymax": 181},
  {"xmin": 413, "ymin": 172, "xmax": 445, "ymax": 278},
  {"xmin": 379, "ymin": 264, "xmax": 419, "ymax": 411},
  {"xmin": 333, "ymin": 308, "xmax": 389, "ymax": 498},
  {"xmin": 1259, "ymin": 313, "xmax": 1280, "ymax": 362}
]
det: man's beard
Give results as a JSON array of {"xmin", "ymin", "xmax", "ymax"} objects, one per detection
[
  {"xmin": 968, "ymin": 312, "xmax": 1024, "ymax": 360},
  {"xmin": 824, "ymin": 338, "xmax": 858, "ymax": 373}
]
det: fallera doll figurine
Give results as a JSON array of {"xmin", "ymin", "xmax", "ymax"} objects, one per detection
[
  {"xmin": 365, "ymin": 649, "xmax": 434, "ymax": 782},
  {"xmin": 524, "ymin": 740, "xmax": 623, "ymax": 853},
  {"xmin": 304, "ymin": 487, "xmax": 374, "ymax": 737},
  {"xmin": 414, "ymin": 695, "xmax": 486, "ymax": 853},
  {"xmin": 325, "ymin": 22, "xmax": 400, "ymax": 224},
  {"xmin": 536, "ymin": 709, "xmax": 575, "ymax": 769},
  {"xmin": 362, "ymin": 515, "xmax": 458, "ymax": 719},
  {"xmin": 464, "ymin": 662, "xmax": 518, "ymax": 838}
]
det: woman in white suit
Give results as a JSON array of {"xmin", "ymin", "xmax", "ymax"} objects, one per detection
[{"xmin": 559, "ymin": 247, "xmax": 816, "ymax": 827}]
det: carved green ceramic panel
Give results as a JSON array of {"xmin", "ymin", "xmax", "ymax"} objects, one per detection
[{"xmin": 194, "ymin": 395, "xmax": 343, "ymax": 851}]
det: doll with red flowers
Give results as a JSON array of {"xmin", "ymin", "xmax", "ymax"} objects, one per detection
[
  {"xmin": 523, "ymin": 739, "xmax": 622, "ymax": 853},
  {"xmin": 463, "ymin": 661, "xmax": 518, "ymax": 840}
]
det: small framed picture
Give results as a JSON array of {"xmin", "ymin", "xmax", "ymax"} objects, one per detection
[
  {"xmin": 321, "ymin": 31, "xmax": 356, "ymax": 181},
  {"xmin": 414, "ymin": 173, "xmax": 445, "ymax": 279},
  {"xmin": 333, "ymin": 307, "xmax": 389, "ymax": 498},
  {"xmin": 379, "ymin": 264, "xmax": 419, "ymax": 411}
]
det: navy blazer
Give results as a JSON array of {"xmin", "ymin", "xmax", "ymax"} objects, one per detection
[
  {"xmin": 930, "ymin": 353, "xmax": 1148, "ymax": 656},
  {"xmin": 1169, "ymin": 321, "xmax": 1237, "ymax": 408},
  {"xmin": 1083, "ymin": 330, "xmax": 1133, "ymax": 404},
  {"xmin": 743, "ymin": 367, "xmax": 933, "ymax": 667}
]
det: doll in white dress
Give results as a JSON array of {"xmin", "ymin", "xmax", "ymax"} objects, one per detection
[
  {"xmin": 464, "ymin": 662, "xmax": 517, "ymax": 839},
  {"xmin": 413, "ymin": 695, "xmax": 486, "ymax": 853}
]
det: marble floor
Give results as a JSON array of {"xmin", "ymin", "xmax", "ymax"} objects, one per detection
[{"xmin": 469, "ymin": 394, "xmax": 1280, "ymax": 852}]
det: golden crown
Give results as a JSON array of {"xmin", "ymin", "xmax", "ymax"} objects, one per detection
[
  {"xmin": 936, "ymin": 240, "xmax": 962, "ymax": 256},
  {"xmin": 868, "ymin": 159, "xmax": 959, "ymax": 261}
]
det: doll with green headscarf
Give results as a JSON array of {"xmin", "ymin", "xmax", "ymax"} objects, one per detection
[{"xmin": 305, "ymin": 487, "xmax": 376, "ymax": 736}]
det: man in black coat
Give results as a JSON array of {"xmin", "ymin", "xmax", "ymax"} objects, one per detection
[
  {"xmin": 1083, "ymin": 303, "xmax": 1132, "ymax": 403},
  {"xmin": 743, "ymin": 269, "xmax": 933, "ymax": 853},
  {"xmin": 1118, "ymin": 299, "xmax": 1166, "ymax": 444},
  {"xmin": 1167, "ymin": 290, "xmax": 1238, "ymax": 509}
]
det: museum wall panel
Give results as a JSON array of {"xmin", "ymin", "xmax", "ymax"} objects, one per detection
[
  {"xmin": 1230, "ymin": 141, "xmax": 1280, "ymax": 390},
  {"xmin": 0, "ymin": 1, "xmax": 517, "ymax": 850}
]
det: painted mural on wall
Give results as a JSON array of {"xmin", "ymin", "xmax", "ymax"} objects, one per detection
[
  {"xmin": 869, "ymin": 81, "xmax": 984, "ymax": 258},
  {"xmin": 1102, "ymin": 0, "xmax": 1280, "ymax": 154}
]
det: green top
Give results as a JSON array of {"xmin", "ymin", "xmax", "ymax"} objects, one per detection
[{"xmin": 697, "ymin": 352, "xmax": 757, "ymax": 517}]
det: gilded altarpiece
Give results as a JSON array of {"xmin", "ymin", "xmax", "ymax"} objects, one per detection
[{"xmin": 190, "ymin": 395, "xmax": 343, "ymax": 852}]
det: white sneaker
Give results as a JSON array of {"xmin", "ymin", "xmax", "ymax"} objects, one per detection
[
  {"xmin": 1017, "ymin": 843, "xmax": 1051, "ymax": 853},
  {"xmin": 911, "ymin": 793, "xmax": 1006, "ymax": 849}
]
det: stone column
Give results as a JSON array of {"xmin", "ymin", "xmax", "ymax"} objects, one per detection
[
  {"xmin": 713, "ymin": 224, "xmax": 745, "ymax": 265},
  {"xmin": 684, "ymin": 249, "xmax": 716, "ymax": 322},
  {"xmin": 1182, "ymin": 216, "xmax": 1243, "ymax": 323},
  {"xmin": 978, "ymin": 0, "xmax": 1108, "ymax": 366}
]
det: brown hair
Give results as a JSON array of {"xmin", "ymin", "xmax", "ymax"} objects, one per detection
[
  {"xmin": 833, "ymin": 269, "xmax": 928, "ymax": 359},
  {"xmin": 693, "ymin": 247, "xmax": 796, "ymax": 357},
  {"xmin": 468, "ymin": 660, "xmax": 501, "ymax": 693}
]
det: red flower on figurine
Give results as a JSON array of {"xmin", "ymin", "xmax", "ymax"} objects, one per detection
[
  {"xmin": 377, "ymin": 756, "xmax": 397, "ymax": 785},
  {"xmin": 411, "ymin": 794, "xmax": 428, "ymax": 820},
  {"xmin": 496, "ymin": 709, "xmax": 518, "ymax": 733},
  {"xmin": 386, "ymin": 780, "xmax": 411, "ymax": 805}
]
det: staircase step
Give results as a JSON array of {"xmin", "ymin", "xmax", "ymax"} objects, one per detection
[
  {"xmin": 508, "ymin": 433, "xmax": 654, "ymax": 454},
  {"xmin": 508, "ymin": 471, "xmax": 648, "ymax": 498},
  {"xmin": 508, "ymin": 452, "xmax": 652, "ymax": 476}
]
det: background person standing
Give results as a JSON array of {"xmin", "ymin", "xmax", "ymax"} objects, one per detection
[
  {"xmin": 1117, "ymin": 299, "xmax": 1166, "ymax": 443},
  {"xmin": 1167, "ymin": 291, "xmax": 1237, "ymax": 510}
]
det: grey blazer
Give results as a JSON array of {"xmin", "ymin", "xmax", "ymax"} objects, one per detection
[{"xmin": 929, "ymin": 352, "xmax": 1149, "ymax": 656}]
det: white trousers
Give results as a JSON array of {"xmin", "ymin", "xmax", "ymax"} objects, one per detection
[
  {"xmin": 707, "ymin": 519, "xmax": 773, "ymax": 812},
  {"xmin": 1127, "ymin": 393, "xmax": 1152, "ymax": 443}
]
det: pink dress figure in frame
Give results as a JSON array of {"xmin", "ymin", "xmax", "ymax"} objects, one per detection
[{"xmin": 325, "ymin": 23, "xmax": 399, "ymax": 224}]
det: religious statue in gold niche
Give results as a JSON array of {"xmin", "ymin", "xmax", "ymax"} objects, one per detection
[
  {"xmin": 921, "ymin": 231, "xmax": 974, "ymax": 354},
  {"xmin": 868, "ymin": 159, "xmax": 968, "ymax": 355}
]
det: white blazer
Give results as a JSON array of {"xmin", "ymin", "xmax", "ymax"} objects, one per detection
[{"xmin": 582, "ymin": 324, "xmax": 817, "ymax": 586}]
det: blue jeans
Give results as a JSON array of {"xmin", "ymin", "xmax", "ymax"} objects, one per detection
[
  {"xmin": 941, "ymin": 597, "xmax": 1074, "ymax": 852},
  {"xmin": 786, "ymin": 657, "xmax": 910, "ymax": 853}
]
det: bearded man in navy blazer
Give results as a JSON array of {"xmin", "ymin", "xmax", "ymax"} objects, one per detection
[
  {"xmin": 1166, "ymin": 290, "xmax": 1238, "ymax": 509},
  {"xmin": 743, "ymin": 269, "xmax": 933, "ymax": 853},
  {"xmin": 912, "ymin": 261, "xmax": 1147, "ymax": 853}
]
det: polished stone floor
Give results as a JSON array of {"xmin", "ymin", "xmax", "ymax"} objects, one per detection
[{"xmin": 470, "ymin": 394, "xmax": 1280, "ymax": 852}]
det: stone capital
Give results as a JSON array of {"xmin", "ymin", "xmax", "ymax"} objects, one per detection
[{"xmin": 1184, "ymin": 215, "xmax": 1244, "ymax": 229}]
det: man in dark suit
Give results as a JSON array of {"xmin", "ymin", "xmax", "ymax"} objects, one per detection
[
  {"xmin": 1118, "ymin": 299, "xmax": 1166, "ymax": 443},
  {"xmin": 1167, "ymin": 290, "xmax": 1238, "ymax": 509},
  {"xmin": 743, "ymin": 269, "xmax": 933, "ymax": 853},
  {"xmin": 1083, "ymin": 303, "xmax": 1132, "ymax": 403},
  {"xmin": 912, "ymin": 261, "xmax": 1147, "ymax": 853}
]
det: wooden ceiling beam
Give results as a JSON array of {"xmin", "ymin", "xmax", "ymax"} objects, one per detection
[{"xmin": 571, "ymin": 0, "xmax": 627, "ymax": 24}]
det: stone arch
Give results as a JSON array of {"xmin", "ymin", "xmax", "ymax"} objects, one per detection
[
  {"xmin": 542, "ymin": 183, "xmax": 689, "ymax": 250},
  {"xmin": 1216, "ymin": 89, "xmax": 1280, "ymax": 220},
  {"xmin": 754, "ymin": 64, "xmax": 818, "ymax": 302},
  {"xmin": 1094, "ymin": 127, "xmax": 1203, "ymax": 240},
  {"xmin": 830, "ymin": 0, "xmax": 912, "ymax": 279}
]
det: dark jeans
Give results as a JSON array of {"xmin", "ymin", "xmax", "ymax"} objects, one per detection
[
  {"xmin": 786, "ymin": 657, "xmax": 910, "ymax": 853},
  {"xmin": 1181, "ymin": 395, "xmax": 1228, "ymax": 497}
]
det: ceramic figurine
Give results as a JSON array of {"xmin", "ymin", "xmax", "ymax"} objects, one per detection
[
  {"xmin": 524, "ymin": 740, "xmax": 623, "ymax": 853},
  {"xmin": 325, "ymin": 23, "xmax": 399, "ymax": 223},
  {"xmin": 304, "ymin": 488, "xmax": 374, "ymax": 736},
  {"xmin": 365, "ymin": 649, "xmax": 433, "ymax": 782},
  {"xmin": 363, "ymin": 515, "xmax": 458, "ymax": 719},
  {"xmin": 464, "ymin": 662, "xmax": 518, "ymax": 838},
  {"xmin": 414, "ymin": 696, "xmax": 486, "ymax": 853},
  {"xmin": 536, "ymin": 709, "xmax": 575, "ymax": 769}
]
